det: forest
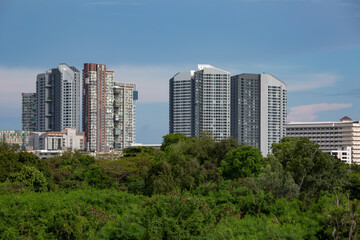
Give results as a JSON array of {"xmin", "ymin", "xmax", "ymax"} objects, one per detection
[{"xmin": 0, "ymin": 133, "xmax": 360, "ymax": 239}]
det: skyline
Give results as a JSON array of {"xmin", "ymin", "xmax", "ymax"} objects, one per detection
[{"xmin": 0, "ymin": 0, "xmax": 359, "ymax": 143}]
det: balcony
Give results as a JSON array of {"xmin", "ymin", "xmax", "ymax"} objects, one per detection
[{"xmin": 114, "ymin": 143, "xmax": 122, "ymax": 149}]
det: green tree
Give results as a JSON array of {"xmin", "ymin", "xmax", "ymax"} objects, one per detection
[
  {"xmin": 315, "ymin": 192, "xmax": 360, "ymax": 239},
  {"xmin": 220, "ymin": 145, "xmax": 263, "ymax": 179},
  {"xmin": 251, "ymin": 156, "xmax": 300, "ymax": 199},
  {"xmin": 123, "ymin": 146, "xmax": 158, "ymax": 157},
  {"xmin": 0, "ymin": 151, "xmax": 22, "ymax": 182},
  {"xmin": 347, "ymin": 170, "xmax": 360, "ymax": 200},
  {"xmin": 9, "ymin": 165, "xmax": 48, "ymax": 192},
  {"xmin": 140, "ymin": 194, "xmax": 216, "ymax": 240},
  {"xmin": 97, "ymin": 152, "xmax": 156, "ymax": 194},
  {"xmin": 49, "ymin": 151, "xmax": 117, "ymax": 190},
  {"xmin": 0, "ymin": 142, "xmax": 19, "ymax": 152},
  {"xmin": 0, "ymin": 149, "xmax": 54, "ymax": 190},
  {"xmin": 147, "ymin": 133, "xmax": 235, "ymax": 195},
  {"xmin": 160, "ymin": 133, "xmax": 188, "ymax": 151},
  {"xmin": 146, "ymin": 160, "xmax": 177, "ymax": 195},
  {"xmin": 271, "ymin": 137, "xmax": 348, "ymax": 197},
  {"xmin": 211, "ymin": 137, "xmax": 240, "ymax": 165},
  {"xmin": 99, "ymin": 212, "xmax": 145, "ymax": 240}
]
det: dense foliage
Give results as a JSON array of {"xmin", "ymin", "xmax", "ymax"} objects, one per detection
[{"xmin": 0, "ymin": 135, "xmax": 359, "ymax": 239}]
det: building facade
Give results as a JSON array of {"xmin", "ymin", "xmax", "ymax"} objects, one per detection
[
  {"xmin": 285, "ymin": 116, "xmax": 360, "ymax": 164},
  {"xmin": 22, "ymin": 93, "xmax": 37, "ymax": 131},
  {"xmin": 169, "ymin": 65, "xmax": 230, "ymax": 141},
  {"xmin": 194, "ymin": 65, "xmax": 230, "ymax": 140},
  {"xmin": 113, "ymin": 83, "xmax": 138, "ymax": 150},
  {"xmin": 230, "ymin": 73, "xmax": 287, "ymax": 155},
  {"xmin": 169, "ymin": 71, "xmax": 193, "ymax": 137},
  {"xmin": 0, "ymin": 130, "xmax": 31, "ymax": 149},
  {"xmin": 36, "ymin": 64, "xmax": 80, "ymax": 132},
  {"xmin": 28, "ymin": 128, "xmax": 84, "ymax": 151},
  {"xmin": 330, "ymin": 146, "xmax": 352, "ymax": 165},
  {"xmin": 82, "ymin": 63, "xmax": 114, "ymax": 152}
]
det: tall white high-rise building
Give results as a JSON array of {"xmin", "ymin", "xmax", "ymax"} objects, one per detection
[
  {"xmin": 82, "ymin": 63, "xmax": 114, "ymax": 152},
  {"xmin": 194, "ymin": 65, "xmax": 231, "ymax": 140},
  {"xmin": 231, "ymin": 73, "xmax": 287, "ymax": 155},
  {"xmin": 36, "ymin": 64, "xmax": 80, "ymax": 132},
  {"xmin": 113, "ymin": 83, "xmax": 138, "ymax": 150},
  {"xmin": 169, "ymin": 65, "xmax": 230, "ymax": 141}
]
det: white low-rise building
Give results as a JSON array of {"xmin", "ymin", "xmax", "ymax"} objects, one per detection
[
  {"xmin": 28, "ymin": 128, "xmax": 85, "ymax": 151},
  {"xmin": 285, "ymin": 116, "xmax": 360, "ymax": 164}
]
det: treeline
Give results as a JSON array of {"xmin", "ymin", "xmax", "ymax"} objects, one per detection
[{"xmin": 0, "ymin": 134, "xmax": 360, "ymax": 239}]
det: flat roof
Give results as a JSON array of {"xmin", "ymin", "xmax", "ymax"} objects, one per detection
[{"xmin": 286, "ymin": 121, "xmax": 360, "ymax": 125}]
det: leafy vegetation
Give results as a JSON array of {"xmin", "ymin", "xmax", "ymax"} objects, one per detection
[{"xmin": 0, "ymin": 134, "xmax": 359, "ymax": 239}]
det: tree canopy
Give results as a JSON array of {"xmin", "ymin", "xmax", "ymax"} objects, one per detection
[
  {"xmin": 0, "ymin": 136, "xmax": 358, "ymax": 239},
  {"xmin": 220, "ymin": 145, "xmax": 263, "ymax": 179}
]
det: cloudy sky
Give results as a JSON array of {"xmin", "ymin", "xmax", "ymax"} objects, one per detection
[{"xmin": 0, "ymin": 0, "xmax": 359, "ymax": 143}]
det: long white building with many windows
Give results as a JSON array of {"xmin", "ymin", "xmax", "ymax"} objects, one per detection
[{"xmin": 285, "ymin": 116, "xmax": 360, "ymax": 164}]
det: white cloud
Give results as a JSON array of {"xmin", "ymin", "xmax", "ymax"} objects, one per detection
[
  {"xmin": 288, "ymin": 103, "xmax": 352, "ymax": 122},
  {"xmin": 0, "ymin": 67, "xmax": 40, "ymax": 110},
  {"xmin": 287, "ymin": 73, "xmax": 340, "ymax": 91},
  {"xmin": 110, "ymin": 64, "xmax": 178, "ymax": 103}
]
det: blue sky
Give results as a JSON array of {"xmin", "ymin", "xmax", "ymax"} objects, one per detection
[{"xmin": 0, "ymin": 0, "xmax": 359, "ymax": 143}]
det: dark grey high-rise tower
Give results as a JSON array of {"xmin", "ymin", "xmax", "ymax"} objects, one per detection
[
  {"xmin": 169, "ymin": 65, "xmax": 230, "ymax": 141},
  {"xmin": 22, "ymin": 93, "xmax": 37, "ymax": 131},
  {"xmin": 36, "ymin": 64, "xmax": 80, "ymax": 132},
  {"xmin": 230, "ymin": 73, "xmax": 287, "ymax": 155},
  {"xmin": 169, "ymin": 71, "xmax": 193, "ymax": 137},
  {"xmin": 230, "ymin": 74, "xmax": 261, "ymax": 148}
]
